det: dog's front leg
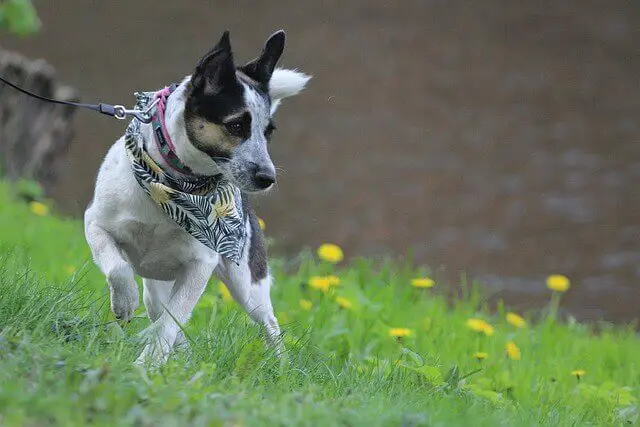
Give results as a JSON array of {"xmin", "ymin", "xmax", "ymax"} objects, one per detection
[
  {"xmin": 135, "ymin": 259, "xmax": 216, "ymax": 367},
  {"xmin": 85, "ymin": 223, "xmax": 139, "ymax": 322}
]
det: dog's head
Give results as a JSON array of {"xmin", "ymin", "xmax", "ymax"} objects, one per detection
[{"xmin": 182, "ymin": 30, "xmax": 310, "ymax": 193}]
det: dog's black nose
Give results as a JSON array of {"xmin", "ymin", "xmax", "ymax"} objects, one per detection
[{"xmin": 254, "ymin": 169, "xmax": 276, "ymax": 189}]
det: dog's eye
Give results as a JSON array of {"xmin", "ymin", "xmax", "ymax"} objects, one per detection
[{"xmin": 225, "ymin": 122, "xmax": 244, "ymax": 136}]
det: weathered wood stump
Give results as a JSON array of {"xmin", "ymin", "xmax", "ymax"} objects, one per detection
[{"xmin": 0, "ymin": 48, "xmax": 78, "ymax": 192}]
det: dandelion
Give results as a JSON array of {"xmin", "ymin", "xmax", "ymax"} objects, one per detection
[
  {"xmin": 309, "ymin": 275, "xmax": 341, "ymax": 293},
  {"xmin": 326, "ymin": 275, "xmax": 341, "ymax": 286},
  {"xmin": 466, "ymin": 318, "xmax": 495, "ymax": 336},
  {"xmin": 257, "ymin": 217, "xmax": 266, "ymax": 230},
  {"xmin": 571, "ymin": 369, "xmax": 586, "ymax": 380},
  {"xmin": 411, "ymin": 277, "xmax": 435, "ymax": 288},
  {"xmin": 388, "ymin": 328, "xmax": 413, "ymax": 338},
  {"xmin": 299, "ymin": 299, "xmax": 313, "ymax": 311},
  {"xmin": 309, "ymin": 276, "xmax": 331, "ymax": 292},
  {"xmin": 546, "ymin": 274, "xmax": 570, "ymax": 292},
  {"xmin": 473, "ymin": 352, "xmax": 489, "ymax": 361},
  {"xmin": 317, "ymin": 243, "xmax": 344, "ymax": 263},
  {"xmin": 336, "ymin": 296, "xmax": 353, "ymax": 310},
  {"xmin": 219, "ymin": 282, "xmax": 233, "ymax": 303},
  {"xmin": 29, "ymin": 201, "xmax": 49, "ymax": 216},
  {"xmin": 506, "ymin": 312, "xmax": 527, "ymax": 328},
  {"xmin": 505, "ymin": 341, "xmax": 521, "ymax": 360}
]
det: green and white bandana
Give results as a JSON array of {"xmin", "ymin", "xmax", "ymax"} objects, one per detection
[{"xmin": 124, "ymin": 90, "xmax": 246, "ymax": 264}]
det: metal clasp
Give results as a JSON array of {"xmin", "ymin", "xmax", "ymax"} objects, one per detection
[{"xmin": 113, "ymin": 98, "xmax": 160, "ymax": 124}]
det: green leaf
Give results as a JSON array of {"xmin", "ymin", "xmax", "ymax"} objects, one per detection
[
  {"xmin": 14, "ymin": 179, "xmax": 44, "ymax": 202},
  {"xmin": 465, "ymin": 384, "xmax": 503, "ymax": 404},
  {"xmin": 0, "ymin": 0, "xmax": 40, "ymax": 36}
]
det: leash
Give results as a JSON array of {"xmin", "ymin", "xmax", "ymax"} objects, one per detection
[{"xmin": 0, "ymin": 75, "xmax": 158, "ymax": 123}]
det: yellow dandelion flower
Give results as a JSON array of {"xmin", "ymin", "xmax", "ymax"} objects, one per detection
[
  {"xmin": 505, "ymin": 341, "xmax": 521, "ymax": 360},
  {"xmin": 571, "ymin": 369, "xmax": 586, "ymax": 379},
  {"xmin": 257, "ymin": 217, "xmax": 266, "ymax": 230},
  {"xmin": 218, "ymin": 282, "xmax": 233, "ymax": 303},
  {"xmin": 506, "ymin": 312, "xmax": 527, "ymax": 328},
  {"xmin": 309, "ymin": 276, "xmax": 341, "ymax": 293},
  {"xmin": 466, "ymin": 318, "xmax": 495, "ymax": 336},
  {"xmin": 473, "ymin": 352, "xmax": 489, "ymax": 361},
  {"xmin": 317, "ymin": 243, "xmax": 344, "ymax": 263},
  {"xmin": 411, "ymin": 277, "xmax": 435, "ymax": 288},
  {"xmin": 546, "ymin": 274, "xmax": 570, "ymax": 292},
  {"xmin": 309, "ymin": 276, "xmax": 331, "ymax": 292},
  {"xmin": 336, "ymin": 296, "xmax": 353, "ymax": 310},
  {"xmin": 63, "ymin": 265, "xmax": 76, "ymax": 275},
  {"xmin": 299, "ymin": 299, "xmax": 313, "ymax": 311},
  {"xmin": 388, "ymin": 328, "xmax": 413, "ymax": 338},
  {"xmin": 326, "ymin": 275, "xmax": 341, "ymax": 286},
  {"xmin": 29, "ymin": 201, "xmax": 49, "ymax": 216}
]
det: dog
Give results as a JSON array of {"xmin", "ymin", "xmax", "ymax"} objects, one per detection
[{"xmin": 84, "ymin": 30, "xmax": 310, "ymax": 366}]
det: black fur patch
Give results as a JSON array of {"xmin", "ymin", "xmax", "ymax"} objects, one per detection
[
  {"xmin": 243, "ymin": 197, "xmax": 268, "ymax": 282},
  {"xmin": 184, "ymin": 79, "xmax": 245, "ymax": 125}
]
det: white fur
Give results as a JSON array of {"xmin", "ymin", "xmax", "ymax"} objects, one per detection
[
  {"xmin": 269, "ymin": 68, "xmax": 311, "ymax": 114},
  {"xmin": 84, "ymin": 66, "xmax": 307, "ymax": 366}
]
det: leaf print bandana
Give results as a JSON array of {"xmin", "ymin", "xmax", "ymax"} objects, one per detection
[{"xmin": 124, "ymin": 89, "xmax": 246, "ymax": 264}]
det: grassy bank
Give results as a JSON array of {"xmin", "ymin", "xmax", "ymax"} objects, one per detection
[{"xmin": 0, "ymin": 182, "xmax": 638, "ymax": 426}]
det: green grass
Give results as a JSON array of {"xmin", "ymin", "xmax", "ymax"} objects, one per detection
[{"xmin": 0, "ymin": 181, "xmax": 638, "ymax": 426}]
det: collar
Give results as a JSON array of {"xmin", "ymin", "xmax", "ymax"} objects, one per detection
[{"xmin": 151, "ymin": 84, "xmax": 194, "ymax": 175}]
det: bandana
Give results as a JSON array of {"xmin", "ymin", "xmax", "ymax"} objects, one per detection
[{"xmin": 124, "ymin": 89, "xmax": 246, "ymax": 264}]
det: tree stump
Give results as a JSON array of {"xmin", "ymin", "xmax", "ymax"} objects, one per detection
[{"xmin": 0, "ymin": 47, "xmax": 78, "ymax": 192}]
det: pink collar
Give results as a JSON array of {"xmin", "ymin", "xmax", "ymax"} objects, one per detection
[{"xmin": 151, "ymin": 86, "xmax": 194, "ymax": 175}]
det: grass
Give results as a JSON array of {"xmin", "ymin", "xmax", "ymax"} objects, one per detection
[{"xmin": 0, "ymin": 181, "xmax": 638, "ymax": 426}]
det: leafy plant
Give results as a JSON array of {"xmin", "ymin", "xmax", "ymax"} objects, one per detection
[{"xmin": 0, "ymin": 0, "xmax": 40, "ymax": 36}]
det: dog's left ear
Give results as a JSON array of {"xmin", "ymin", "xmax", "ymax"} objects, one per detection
[
  {"xmin": 240, "ymin": 30, "xmax": 285, "ymax": 86},
  {"xmin": 240, "ymin": 30, "xmax": 311, "ymax": 114}
]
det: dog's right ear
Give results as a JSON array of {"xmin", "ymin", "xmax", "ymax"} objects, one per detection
[{"xmin": 191, "ymin": 31, "xmax": 237, "ymax": 94}]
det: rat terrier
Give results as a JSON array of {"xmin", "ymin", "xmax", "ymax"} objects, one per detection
[{"xmin": 84, "ymin": 30, "xmax": 310, "ymax": 366}]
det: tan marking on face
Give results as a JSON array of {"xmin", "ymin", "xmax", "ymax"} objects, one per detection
[{"xmin": 189, "ymin": 116, "xmax": 240, "ymax": 151}]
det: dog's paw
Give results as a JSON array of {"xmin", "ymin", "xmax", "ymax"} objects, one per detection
[
  {"xmin": 107, "ymin": 265, "xmax": 139, "ymax": 322},
  {"xmin": 109, "ymin": 283, "xmax": 139, "ymax": 323},
  {"xmin": 134, "ymin": 327, "xmax": 173, "ymax": 368},
  {"xmin": 134, "ymin": 345, "xmax": 167, "ymax": 370}
]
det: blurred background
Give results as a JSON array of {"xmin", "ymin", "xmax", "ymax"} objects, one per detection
[{"xmin": 1, "ymin": 1, "xmax": 638, "ymax": 322}]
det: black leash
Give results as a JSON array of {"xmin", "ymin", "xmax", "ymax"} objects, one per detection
[{"xmin": 0, "ymin": 75, "xmax": 157, "ymax": 123}]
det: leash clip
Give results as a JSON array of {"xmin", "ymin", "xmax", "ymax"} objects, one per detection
[{"xmin": 113, "ymin": 98, "xmax": 160, "ymax": 124}]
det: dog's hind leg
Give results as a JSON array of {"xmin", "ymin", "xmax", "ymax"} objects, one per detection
[
  {"xmin": 214, "ymin": 217, "xmax": 282, "ymax": 353},
  {"xmin": 142, "ymin": 278, "xmax": 174, "ymax": 322},
  {"xmin": 85, "ymin": 223, "xmax": 139, "ymax": 322},
  {"xmin": 142, "ymin": 278, "xmax": 186, "ymax": 347},
  {"xmin": 136, "ymin": 259, "xmax": 216, "ymax": 367}
]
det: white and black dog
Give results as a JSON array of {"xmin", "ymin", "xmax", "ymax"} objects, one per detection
[{"xmin": 84, "ymin": 30, "xmax": 310, "ymax": 366}]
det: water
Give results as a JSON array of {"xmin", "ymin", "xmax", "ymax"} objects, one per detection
[{"xmin": 3, "ymin": 0, "xmax": 639, "ymax": 322}]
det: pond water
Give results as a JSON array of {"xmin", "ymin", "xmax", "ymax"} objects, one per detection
[{"xmin": 3, "ymin": 0, "xmax": 638, "ymax": 322}]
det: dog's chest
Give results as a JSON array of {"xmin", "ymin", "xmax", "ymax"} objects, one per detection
[
  {"xmin": 106, "ymin": 200, "xmax": 214, "ymax": 280},
  {"xmin": 88, "ymin": 136, "xmax": 218, "ymax": 280}
]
